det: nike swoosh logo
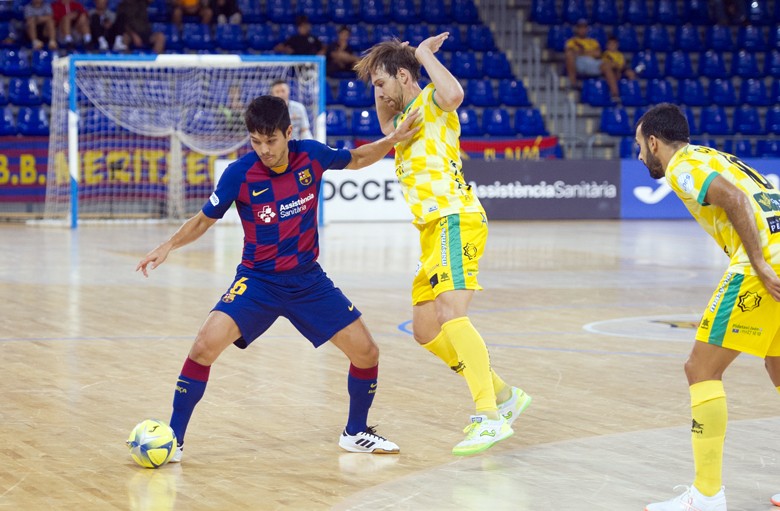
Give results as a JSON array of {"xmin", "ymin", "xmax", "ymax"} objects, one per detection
[
  {"xmin": 348, "ymin": 304, "xmax": 354, "ymax": 311},
  {"xmin": 370, "ymin": 383, "xmax": 377, "ymax": 389},
  {"xmin": 252, "ymin": 188, "xmax": 269, "ymax": 197}
]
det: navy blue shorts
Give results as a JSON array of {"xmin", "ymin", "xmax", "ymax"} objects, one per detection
[{"xmin": 212, "ymin": 262, "xmax": 362, "ymax": 349}]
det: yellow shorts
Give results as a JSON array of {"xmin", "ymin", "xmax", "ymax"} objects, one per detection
[
  {"xmin": 696, "ymin": 272, "xmax": 780, "ymax": 357},
  {"xmin": 411, "ymin": 212, "xmax": 487, "ymax": 305}
]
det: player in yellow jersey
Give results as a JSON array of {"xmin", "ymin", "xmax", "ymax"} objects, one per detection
[
  {"xmin": 636, "ymin": 104, "xmax": 780, "ymax": 511},
  {"xmin": 354, "ymin": 33, "xmax": 532, "ymax": 456}
]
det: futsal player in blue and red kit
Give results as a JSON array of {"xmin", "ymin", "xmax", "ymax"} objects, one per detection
[{"xmin": 136, "ymin": 95, "xmax": 420, "ymax": 461}]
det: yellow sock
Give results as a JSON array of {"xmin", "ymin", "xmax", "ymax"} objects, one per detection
[
  {"xmin": 776, "ymin": 386, "xmax": 780, "ymax": 394},
  {"xmin": 421, "ymin": 331, "xmax": 509, "ymax": 398},
  {"xmin": 441, "ymin": 317, "xmax": 497, "ymax": 413},
  {"xmin": 690, "ymin": 380, "xmax": 727, "ymax": 497}
]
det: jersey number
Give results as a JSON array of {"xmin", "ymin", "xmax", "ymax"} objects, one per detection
[{"xmin": 725, "ymin": 153, "xmax": 774, "ymax": 191}]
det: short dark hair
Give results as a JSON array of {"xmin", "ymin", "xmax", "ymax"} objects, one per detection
[
  {"xmin": 295, "ymin": 15, "xmax": 309, "ymax": 26},
  {"xmin": 636, "ymin": 103, "xmax": 689, "ymax": 144},
  {"xmin": 354, "ymin": 39, "xmax": 421, "ymax": 83},
  {"xmin": 270, "ymin": 79, "xmax": 288, "ymax": 88},
  {"xmin": 245, "ymin": 95, "xmax": 291, "ymax": 136},
  {"xmin": 607, "ymin": 35, "xmax": 618, "ymax": 43}
]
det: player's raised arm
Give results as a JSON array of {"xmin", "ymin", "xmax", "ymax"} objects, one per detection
[
  {"xmin": 345, "ymin": 109, "xmax": 420, "ymax": 169},
  {"xmin": 415, "ymin": 33, "xmax": 464, "ymax": 112},
  {"xmin": 136, "ymin": 211, "xmax": 217, "ymax": 277}
]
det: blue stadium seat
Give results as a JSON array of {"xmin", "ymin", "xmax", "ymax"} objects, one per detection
[
  {"xmin": 0, "ymin": 22, "xmax": 12, "ymax": 48},
  {"xmin": 737, "ymin": 26, "xmax": 767, "ymax": 51},
  {"xmin": 593, "ymin": 0, "xmax": 619, "ymax": 24},
  {"xmin": 297, "ymin": 0, "xmax": 328, "ymax": 24},
  {"xmin": 9, "ymin": 77, "xmax": 41, "ymax": 106},
  {"xmin": 739, "ymin": 78, "xmax": 770, "ymax": 106},
  {"xmin": 147, "ymin": 0, "xmax": 168, "ymax": 22},
  {"xmin": 532, "ymin": 0, "xmax": 558, "ymax": 24},
  {"xmin": 373, "ymin": 24, "xmax": 400, "ymax": 44},
  {"xmin": 458, "ymin": 108, "xmax": 482, "ymax": 137},
  {"xmin": 654, "ymin": 0, "xmax": 678, "ymax": 24},
  {"xmin": 438, "ymin": 25, "xmax": 465, "ymax": 51},
  {"xmin": 482, "ymin": 108, "xmax": 514, "ymax": 137},
  {"xmin": 329, "ymin": 0, "xmax": 359, "ymax": 23},
  {"xmin": 771, "ymin": 26, "xmax": 780, "ymax": 50},
  {"xmin": 215, "ymin": 24, "xmax": 245, "ymax": 51},
  {"xmin": 31, "ymin": 50, "xmax": 52, "ymax": 77},
  {"xmin": 347, "ymin": 24, "xmax": 371, "ymax": 51},
  {"xmin": 620, "ymin": 137, "xmax": 637, "ymax": 158},
  {"xmin": 0, "ymin": 80, "xmax": 6, "ymax": 106},
  {"xmin": 80, "ymin": 108, "xmax": 119, "ymax": 135},
  {"xmin": 675, "ymin": 25, "xmax": 703, "ymax": 52},
  {"xmin": 1, "ymin": 48, "xmax": 31, "ymax": 77},
  {"xmin": 246, "ymin": 24, "xmax": 277, "ymax": 51},
  {"xmin": 582, "ymin": 78, "xmax": 613, "ymax": 106},
  {"xmin": 326, "ymin": 109, "xmax": 350, "ymax": 136},
  {"xmin": 681, "ymin": 106, "xmax": 701, "ymax": 135},
  {"xmin": 767, "ymin": 106, "xmax": 780, "ymax": 134},
  {"xmin": 722, "ymin": 139, "xmax": 753, "ymax": 158},
  {"xmin": 746, "ymin": 0, "xmax": 770, "ymax": 25},
  {"xmin": 631, "ymin": 51, "xmax": 660, "ymax": 79},
  {"xmin": 237, "ymin": 0, "xmax": 263, "ymax": 23},
  {"xmin": 772, "ymin": 80, "xmax": 780, "ymax": 103},
  {"xmin": 482, "ymin": 51, "xmax": 512, "ymax": 79},
  {"xmin": 359, "ymin": 0, "xmax": 386, "ymax": 23},
  {"xmin": 351, "ymin": 109, "xmax": 381, "ymax": 137},
  {"xmin": 682, "ymin": 0, "xmax": 710, "ymax": 24},
  {"xmin": 0, "ymin": 106, "xmax": 15, "ymax": 136},
  {"xmin": 17, "ymin": 106, "xmax": 48, "ymax": 136},
  {"xmin": 41, "ymin": 78, "xmax": 51, "ymax": 104},
  {"xmin": 634, "ymin": 106, "xmax": 648, "ymax": 126},
  {"xmin": 600, "ymin": 107, "xmax": 633, "ymax": 136},
  {"xmin": 403, "ymin": 25, "xmax": 430, "ymax": 47},
  {"xmin": 311, "ymin": 24, "xmax": 336, "ymax": 45},
  {"xmin": 700, "ymin": 106, "xmax": 732, "ymax": 135},
  {"xmin": 267, "ymin": 0, "xmax": 296, "ymax": 23},
  {"xmin": 390, "ymin": 0, "xmax": 417, "ymax": 23},
  {"xmin": 467, "ymin": 25, "xmax": 496, "ymax": 52},
  {"xmin": 451, "ymin": 51, "xmax": 480, "ymax": 79},
  {"xmin": 451, "ymin": 0, "xmax": 479, "ymax": 24},
  {"xmin": 618, "ymin": 79, "xmax": 646, "ymax": 106},
  {"xmin": 515, "ymin": 108, "xmax": 548, "ymax": 136},
  {"xmin": 547, "ymin": 25, "xmax": 572, "ymax": 52},
  {"xmin": 152, "ymin": 23, "xmax": 182, "ymax": 51},
  {"xmin": 690, "ymin": 138, "xmax": 716, "ymax": 148},
  {"xmin": 466, "ymin": 79, "xmax": 497, "ymax": 107},
  {"xmin": 562, "ymin": 0, "xmax": 587, "ymax": 24},
  {"xmin": 422, "ymin": 0, "xmax": 450, "ymax": 23},
  {"xmin": 615, "ymin": 25, "xmax": 639, "ymax": 52},
  {"xmin": 732, "ymin": 50, "xmax": 761, "ymax": 78},
  {"xmin": 338, "ymin": 80, "xmax": 372, "ymax": 107},
  {"xmin": 182, "ymin": 23, "xmax": 212, "ymax": 50},
  {"xmin": 757, "ymin": 140, "xmax": 780, "ymax": 157},
  {"xmin": 499, "ymin": 79, "xmax": 531, "ymax": 107},
  {"xmin": 647, "ymin": 78, "xmax": 674, "ymax": 103},
  {"xmin": 705, "ymin": 25, "xmax": 735, "ymax": 52},
  {"xmin": 587, "ymin": 25, "xmax": 607, "ymax": 49},
  {"xmin": 678, "ymin": 78, "xmax": 709, "ymax": 106},
  {"xmin": 708, "ymin": 78, "xmax": 737, "ymax": 106},
  {"xmin": 766, "ymin": 50, "xmax": 780, "ymax": 77},
  {"xmin": 644, "ymin": 25, "xmax": 672, "ymax": 52},
  {"xmin": 665, "ymin": 50, "xmax": 695, "ymax": 79},
  {"xmin": 699, "ymin": 50, "xmax": 728, "ymax": 79},
  {"xmin": 733, "ymin": 105, "xmax": 765, "ymax": 135},
  {"xmin": 623, "ymin": 0, "xmax": 650, "ymax": 24}
]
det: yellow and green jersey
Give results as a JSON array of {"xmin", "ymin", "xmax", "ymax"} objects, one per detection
[
  {"xmin": 666, "ymin": 144, "xmax": 780, "ymax": 274},
  {"xmin": 392, "ymin": 83, "xmax": 484, "ymax": 225}
]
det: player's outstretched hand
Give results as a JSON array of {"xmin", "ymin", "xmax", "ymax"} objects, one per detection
[
  {"xmin": 136, "ymin": 244, "xmax": 171, "ymax": 278},
  {"xmin": 390, "ymin": 108, "xmax": 421, "ymax": 143},
  {"xmin": 416, "ymin": 33, "xmax": 449, "ymax": 56}
]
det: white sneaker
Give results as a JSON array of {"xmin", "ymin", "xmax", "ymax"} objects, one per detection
[
  {"xmin": 339, "ymin": 426, "xmax": 400, "ymax": 454},
  {"xmin": 771, "ymin": 493, "xmax": 780, "ymax": 506},
  {"xmin": 497, "ymin": 387, "xmax": 532, "ymax": 426},
  {"xmin": 167, "ymin": 444, "xmax": 183, "ymax": 463},
  {"xmin": 452, "ymin": 415, "xmax": 513, "ymax": 456},
  {"xmin": 645, "ymin": 485, "xmax": 726, "ymax": 511},
  {"xmin": 113, "ymin": 36, "xmax": 127, "ymax": 52},
  {"xmin": 98, "ymin": 36, "xmax": 109, "ymax": 51}
]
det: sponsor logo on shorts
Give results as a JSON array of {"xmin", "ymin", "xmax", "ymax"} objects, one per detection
[
  {"xmin": 429, "ymin": 273, "xmax": 439, "ymax": 288},
  {"xmin": 440, "ymin": 227, "xmax": 448, "ymax": 266},
  {"xmin": 348, "ymin": 304, "xmax": 355, "ymax": 311},
  {"xmin": 737, "ymin": 291, "xmax": 761, "ymax": 312},
  {"xmin": 700, "ymin": 318, "xmax": 710, "ymax": 330},
  {"xmin": 709, "ymin": 273, "xmax": 733, "ymax": 313},
  {"xmin": 440, "ymin": 272, "xmax": 450, "ymax": 282},
  {"xmin": 463, "ymin": 242, "xmax": 477, "ymax": 260}
]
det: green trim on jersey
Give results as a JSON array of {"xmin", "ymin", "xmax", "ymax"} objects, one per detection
[
  {"xmin": 447, "ymin": 215, "xmax": 466, "ymax": 289},
  {"xmin": 709, "ymin": 273, "xmax": 744, "ymax": 345},
  {"xmin": 697, "ymin": 172, "xmax": 719, "ymax": 205}
]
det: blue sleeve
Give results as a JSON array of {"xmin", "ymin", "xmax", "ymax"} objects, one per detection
[
  {"xmin": 299, "ymin": 139, "xmax": 353, "ymax": 170},
  {"xmin": 202, "ymin": 159, "xmax": 243, "ymax": 219}
]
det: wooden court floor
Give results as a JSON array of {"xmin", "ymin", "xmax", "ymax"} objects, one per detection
[{"xmin": 2, "ymin": 219, "xmax": 780, "ymax": 511}]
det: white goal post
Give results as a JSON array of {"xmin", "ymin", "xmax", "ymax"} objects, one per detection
[{"xmin": 44, "ymin": 54, "xmax": 326, "ymax": 228}]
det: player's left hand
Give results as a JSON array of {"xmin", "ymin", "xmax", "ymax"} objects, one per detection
[
  {"xmin": 390, "ymin": 108, "xmax": 421, "ymax": 142},
  {"xmin": 416, "ymin": 33, "xmax": 449, "ymax": 56},
  {"xmin": 755, "ymin": 261, "xmax": 780, "ymax": 301}
]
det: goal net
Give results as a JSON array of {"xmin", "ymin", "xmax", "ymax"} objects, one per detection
[{"xmin": 44, "ymin": 54, "xmax": 326, "ymax": 227}]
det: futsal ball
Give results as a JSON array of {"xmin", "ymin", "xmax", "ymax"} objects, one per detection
[{"xmin": 126, "ymin": 419, "xmax": 177, "ymax": 469}]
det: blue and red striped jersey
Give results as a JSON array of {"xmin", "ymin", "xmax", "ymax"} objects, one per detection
[{"xmin": 203, "ymin": 139, "xmax": 352, "ymax": 272}]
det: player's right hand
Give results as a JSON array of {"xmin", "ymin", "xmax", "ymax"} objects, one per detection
[
  {"xmin": 416, "ymin": 33, "xmax": 449, "ymax": 56},
  {"xmin": 136, "ymin": 245, "xmax": 171, "ymax": 278}
]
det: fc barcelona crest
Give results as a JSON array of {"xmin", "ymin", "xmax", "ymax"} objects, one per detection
[{"xmin": 298, "ymin": 168, "xmax": 312, "ymax": 186}]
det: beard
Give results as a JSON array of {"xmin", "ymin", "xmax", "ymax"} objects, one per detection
[{"xmin": 645, "ymin": 151, "xmax": 665, "ymax": 179}]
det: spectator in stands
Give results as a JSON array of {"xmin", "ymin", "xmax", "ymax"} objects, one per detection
[
  {"xmin": 210, "ymin": 0, "xmax": 241, "ymax": 25},
  {"xmin": 219, "ymin": 84, "xmax": 245, "ymax": 131},
  {"xmin": 326, "ymin": 25, "xmax": 359, "ymax": 78},
  {"xmin": 113, "ymin": 0, "xmax": 165, "ymax": 53},
  {"xmin": 171, "ymin": 0, "xmax": 213, "ymax": 27},
  {"xmin": 270, "ymin": 79, "xmax": 313, "ymax": 140},
  {"xmin": 52, "ymin": 0, "xmax": 91, "ymax": 47},
  {"xmin": 564, "ymin": 19, "xmax": 620, "ymax": 103},
  {"xmin": 712, "ymin": 0, "xmax": 746, "ymax": 25},
  {"xmin": 88, "ymin": 0, "xmax": 116, "ymax": 51},
  {"xmin": 274, "ymin": 15, "xmax": 325, "ymax": 56},
  {"xmin": 603, "ymin": 35, "xmax": 636, "ymax": 80},
  {"xmin": 24, "ymin": 0, "xmax": 58, "ymax": 50}
]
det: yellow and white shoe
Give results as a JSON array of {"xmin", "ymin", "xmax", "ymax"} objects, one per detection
[
  {"xmin": 497, "ymin": 387, "xmax": 532, "ymax": 426},
  {"xmin": 452, "ymin": 415, "xmax": 513, "ymax": 456}
]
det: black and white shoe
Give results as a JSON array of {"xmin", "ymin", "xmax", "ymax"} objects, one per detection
[{"xmin": 338, "ymin": 426, "xmax": 400, "ymax": 454}]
